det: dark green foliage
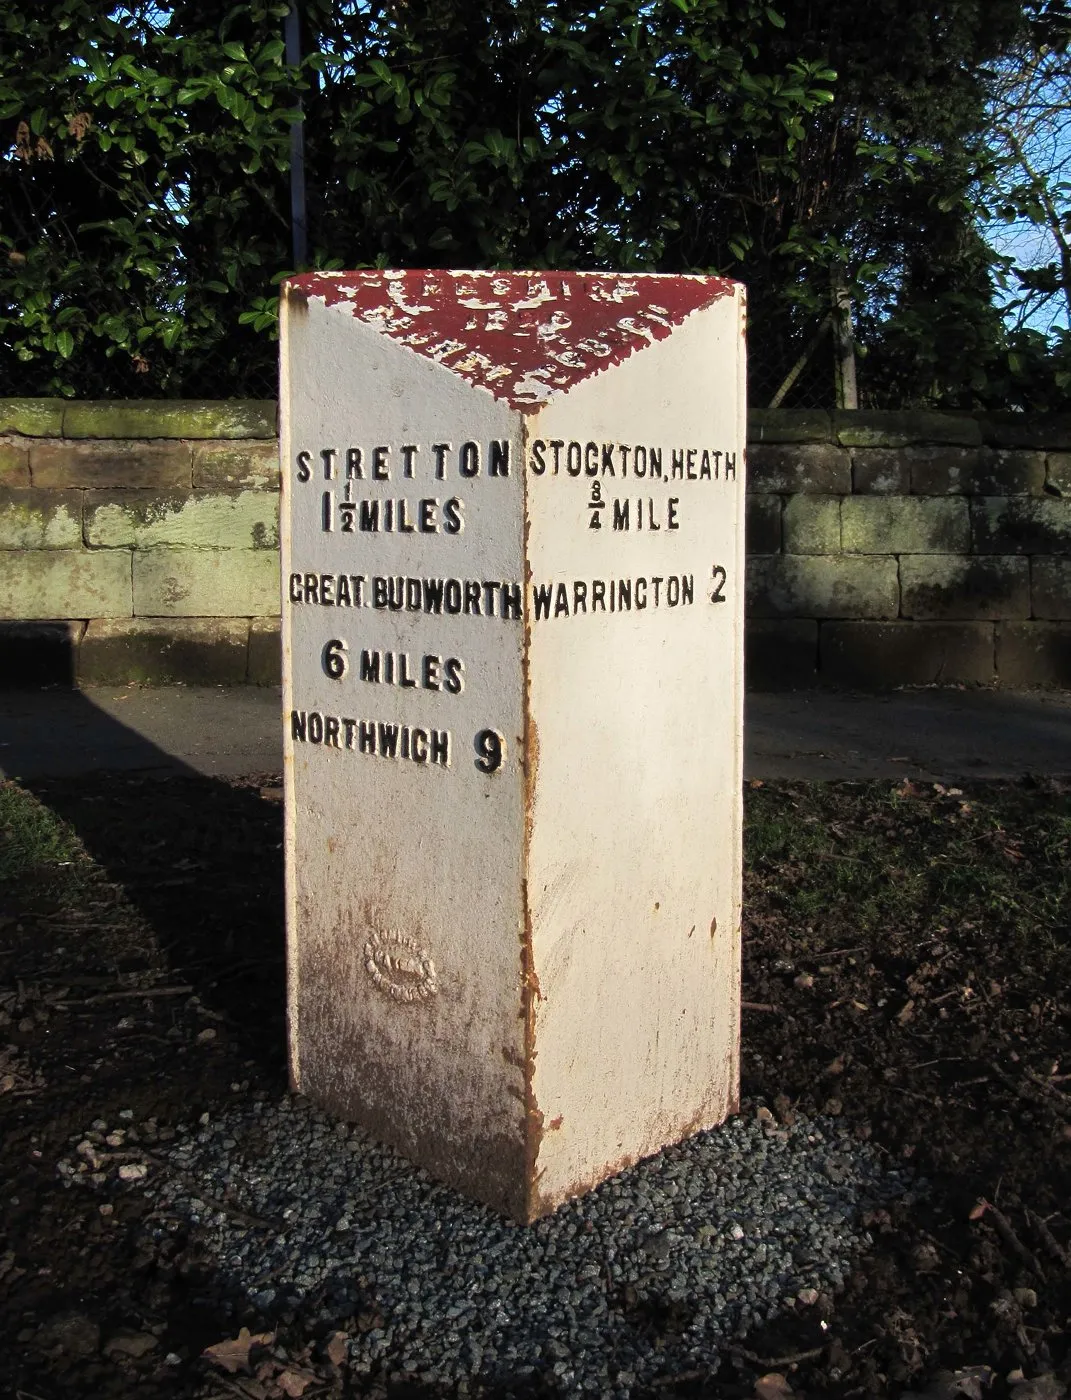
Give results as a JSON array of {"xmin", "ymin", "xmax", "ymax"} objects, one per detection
[{"xmin": 0, "ymin": 1, "xmax": 1066, "ymax": 406}]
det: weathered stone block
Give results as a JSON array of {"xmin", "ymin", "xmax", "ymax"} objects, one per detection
[
  {"xmin": 1046, "ymin": 452, "xmax": 1071, "ymax": 496},
  {"xmin": 841, "ymin": 496, "xmax": 969, "ymax": 554},
  {"xmin": 0, "ymin": 549, "xmax": 131, "ymax": 620},
  {"xmin": 745, "ymin": 494, "xmax": 781, "ymax": 555},
  {"xmin": 0, "ymin": 488, "xmax": 82, "ymax": 549},
  {"xmin": 248, "ymin": 617, "xmax": 281, "ymax": 685},
  {"xmin": 851, "ymin": 448, "xmax": 910, "ymax": 494},
  {"xmin": 748, "ymin": 442, "xmax": 850, "ymax": 493},
  {"xmin": 970, "ymin": 498, "xmax": 1071, "ymax": 555},
  {"xmin": 79, "ymin": 617, "xmax": 250, "ymax": 685},
  {"xmin": 782, "ymin": 496, "xmax": 840, "ymax": 555},
  {"xmin": 974, "ymin": 449, "xmax": 1046, "ymax": 495},
  {"xmin": 84, "ymin": 489, "xmax": 278, "ymax": 550},
  {"xmin": 133, "ymin": 547, "xmax": 278, "ymax": 616},
  {"xmin": 833, "ymin": 410, "xmax": 982, "ymax": 449},
  {"xmin": 900, "ymin": 555, "xmax": 1029, "ymax": 620},
  {"xmin": 980, "ymin": 413, "xmax": 1071, "ymax": 451},
  {"xmin": 1030, "ymin": 558, "xmax": 1071, "ymax": 620},
  {"xmin": 996, "ymin": 622, "xmax": 1071, "ymax": 686},
  {"xmin": 193, "ymin": 440, "xmax": 280, "ymax": 489},
  {"xmin": 0, "ymin": 439, "xmax": 31, "ymax": 487},
  {"xmin": 745, "ymin": 619, "xmax": 817, "ymax": 688},
  {"xmin": 63, "ymin": 400, "xmax": 277, "ymax": 440},
  {"xmin": 747, "ymin": 555, "xmax": 898, "ymax": 618},
  {"xmin": 0, "ymin": 399, "xmax": 66, "ymax": 437},
  {"xmin": 821, "ymin": 621, "xmax": 995, "ymax": 687},
  {"xmin": 0, "ymin": 621, "xmax": 84, "ymax": 687},
  {"xmin": 906, "ymin": 445, "xmax": 982, "ymax": 495},
  {"xmin": 747, "ymin": 409, "xmax": 831, "ymax": 443},
  {"xmin": 31, "ymin": 439, "xmax": 191, "ymax": 490}
]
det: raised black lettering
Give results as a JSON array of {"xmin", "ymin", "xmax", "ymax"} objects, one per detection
[
  {"xmin": 668, "ymin": 498, "xmax": 680, "ymax": 530},
  {"xmin": 430, "ymin": 730, "xmax": 450, "ymax": 766},
  {"xmin": 397, "ymin": 498, "xmax": 415, "ymax": 533},
  {"xmin": 683, "ymin": 574, "xmax": 694, "ymax": 604},
  {"xmin": 296, "ymin": 450, "xmax": 311, "ymax": 482},
  {"xmin": 442, "ymin": 498, "xmax": 463, "ymax": 534},
  {"xmin": 289, "ymin": 573, "xmax": 303, "ymax": 603},
  {"xmin": 592, "ymin": 579, "xmax": 607, "ymax": 611},
  {"xmin": 566, "ymin": 442, "xmax": 582, "ymax": 477},
  {"xmin": 418, "ymin": 498, "xmax": 437, "ymax": 532},
  {"xmin": 613, "ymin": 499, "xmax": 630, "ymax": 531},
  {"xmin": 636, "ymin": 577, "xmax": 648, "ymax": 609},
  {"xmin": 372, "ymin": 446, "xmax": 389, "ymax": 480},
  {"xmin": 601, "ymin": 443, "xmax": 615, "ymax": 476},
  {"xmin": 444, "ymin": 578, "xmax": 462, "ymax": 613},
  {"xmin": 400, "ymin": 444, "xmax": 418, "ymax": 478},
  {"xmin": 304, "ymin": 572, "xmax": 319, "ymax": 604},
  {"xmin": 423, "ymin": 577, "xmax": 445, "ymax": 613},
  {"xmin": 290, "ymin": 709, "xmax": 307, "ymax": 741},
  {"xmin": 346, "ymin": 447, "xmax": 363, "ymax": 479},
  {"xmin": 533, "ymin": 583, "xmax": 553, "ymax": 621},
  {"xmin": 502, "ymin": 583, "xmax": 522, "ymax": 619},
  {"xmin": 308, "ymin": 711, "xmax": 324, "ymax": 743},
  {"xmin": 443, "ymin": 658, "xmax": 463, "ymax": 694},
  {"xmin": 423, "ymin": 654, "xmax": 441, "ymax": 690},
  {"xmin": 358, "ymin": 721, "xmax": 375, "ymax": 754},
  {"xmin": 490, "ymin": 440, "xmax": 510, "ymax": 477},
  {"xmin": 321, "ymin": 491, "xmax": 332, "ymax": 532},
  {"xmin": 360, "ymin": 650, "xmax": 381, "ymax": 683},
  {"xmin": 671, "ymin": 449, "xmax": 685, "ymax": 479},
  {"xmin": 573, "ymin": 580, "xmax": 588, "ymax": 613},
  {"xmin": 554, "ymin": 583, "xmax": 569, "ymax": 617},
  {"xmin": 398, "ymin": 654, "xmax": 416, "ymax": 687},
  {"xmin": 460, "ymin": 441, "xmax": 479, "ymax": 477},
  {"xmin": 336, "ymin": 574, "xmax": 352, "ymax": 606},
  {"xmin": 321, "ymin": 448, "xmax": 336, "ymax": 480},
  {"xmin": 359, "ymin": 500, "xmax": 379, "ymax": 532},
  {"xmin": 464, "ymin": 580, "xmax": 481, "ymax": 615},
  {"xmin": 432, "ymin": 443, "xmax": 450, "ymax": 479},
  {"xmin": 378, "ymin": 723, "xmax": 399, "ymax": 757},
  {"xmin": 530, "ymin": 440, "xmax": 546, "ymax": 475},
  {"xmin": 411, "ymin": 728, "xmax": 429, "ymax": 763},
  {"xmin": 324, "ymin": 715, "xmax": 340, "ymax": 747}
]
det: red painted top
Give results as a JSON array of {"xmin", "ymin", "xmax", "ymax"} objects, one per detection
[{"xmin": 287, "ymin": 270, "xmax": 735, "ymax": 412}]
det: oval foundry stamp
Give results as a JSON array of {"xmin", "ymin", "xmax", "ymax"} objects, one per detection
[{"xmin": 364, "ymin": 929, "xmax": 439, "ymax": 1003}]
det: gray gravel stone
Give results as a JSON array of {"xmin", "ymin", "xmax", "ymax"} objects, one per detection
[{"xmin": 74, "ymin": 1097, "xmax": 916, "ymax": 1396}]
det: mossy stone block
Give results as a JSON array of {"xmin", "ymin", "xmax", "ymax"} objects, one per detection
[
  {"xmin": 0, "ymin": 399, "xmax": 66, "ymax": 437},
  {"xmin": 193, "ymin": 441, "xmax": 280, "ymax": 489},
  {"xmin": 79, "ymin": 617, "xmax": 250, "ymax": 685},
  {"xmin": 747, "ymin": 409, "xmax": 831, "ymax": 444},
  {"xmin": 1046, "ymin": 452, "xmax": 1071, "ymax": 496},
  {"xmin": 970, "ymin": 498, "xmax": 1071, "ymax": 555},
  {"xmin": 132, "ymin": 547, "xmax": 279, "ymax": 616},
  {"xmin": 996, "ymin": 622, "xmax": 1071, "ymax": 685},
  {"xmin": 821, "ymin": 621, "xmax": 995, "ymax": 686},
  {"xmin": 851, "ymin": 449, "xmax": 910, "ymax": 495},
  {"xmin": 63, "ymin": 400, "xmax": 278, "ymax": 440},
  {"xmin": 980, "ymin": 414, "xmax": 1071, "ymax": 451},
  {"xmin": 745, "ymin": 494, "xmax": 781, "ymax": 555},
  {"xmin": 1030, "ymin": 558, "xmax": 1071, "ymax": 620},
  {"xmin": 0, "ymin": 439, "xmax": 31, "ymax": 487},
  {"xmin": 248, "ymin": 618, "xmax": 281, "ymax": 684},
  {"xmin": 0, "ymin": 550, "xmax": 132, "ymax": 620},
  {"xmin": 0, "ymin": 488, "xmax": 82, "ymax": 549},
  {"xmin": 748, "ymin": 443, "xmax": 850, "ymax": 493},
  {"xmin": 746, "ymin": 555, "xmax": 898, "ymax": 619},
  {"xmin": 782, "ymin": 496, "xmax": 841, "ymax": 555},
  {"xmin": 834, "ymin": 410, "xmax": 982, "ymax": 449},
  {"xmin": 900, "ymin": 555, "xmax": 1029, "ymax": 620},
  {"xmin": 842, "ymin": 496, "xmax": 969, "ymax": 554},
  {"xmin": 31, "ymin": 440, "xmax": 191, "ymax": 489},
  {"xmin": 84, "ymin": 489, "xmax": 278, "ymax": 550}
]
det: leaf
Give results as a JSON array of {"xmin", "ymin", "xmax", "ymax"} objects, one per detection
[
  {"xmin": 56, "ymin": 331, "xmax": 75, "ymax": 359},
  {"xmin": 755, "ymin": 1375, "xmax": 796, "ymax": 1399},
  {"xmin": 202, "ymin": 1328, "xmax": 275, "ymax": 1374},
  {"xmin": 277, "ymin": 1368, "xmax": 318, "ymax": 1397},
  {"xmin": 222, "ymin": 42, "xmax": 247, "ymax": 63}
]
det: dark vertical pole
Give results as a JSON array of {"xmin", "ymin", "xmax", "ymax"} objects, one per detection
[{"xmin": 286, "ymin": 3, "xmax": 308, "ymax": 268}]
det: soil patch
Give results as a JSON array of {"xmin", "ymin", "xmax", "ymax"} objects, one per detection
[{"xmin": 0, "ymin": 773, "xmax": 1068, "ymax": 1398}]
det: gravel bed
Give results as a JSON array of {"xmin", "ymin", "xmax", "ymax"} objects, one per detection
[{"xmin": 90, "ymin": 1096, "xmax": 915, "ymax": 1394}]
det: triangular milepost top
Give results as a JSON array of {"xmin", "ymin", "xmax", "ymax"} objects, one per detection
[{"xmin": 286, "ymin": 269, "xmax": 736, "ymax": 412}]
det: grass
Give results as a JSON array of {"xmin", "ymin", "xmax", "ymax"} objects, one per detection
[
  {"xmin": 0, "ymin": 779, "xmax": 96, "ymax": 900},
  {"xmin": 743, "ymin": 776, "xmax": 1071, "ymax": 979}
]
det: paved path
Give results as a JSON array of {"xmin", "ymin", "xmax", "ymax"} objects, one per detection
[{"xmin": 1, "ymin": 685, "xmax": 1070, "ymax": 782}]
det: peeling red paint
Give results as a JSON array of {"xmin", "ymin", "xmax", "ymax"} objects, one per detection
[{"xmin": 286, "ymin": 269, "xmax": 735, "ymax": 412}]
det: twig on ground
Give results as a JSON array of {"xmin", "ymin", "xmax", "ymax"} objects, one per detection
[
  {"xmin": 730, "ymin": 1344, "xmax": 825, "ymax": 1367},
  {"xmin": 984, "ymin": 1203, "xmax": 1046, "ymax": 1279},
  {"xmin": 1026, "ymin": 1207, "xmax": 1071, "ymax": 1269},
  {"xmin": 742, "ymin": 1001, "xmax": 779, "ymax": 1013},
  {"xmin": 55, "ymin": 984, "xmax": 193, "ymax": 1007},
  {"xmin": 142, "ymin": 1151, "xmax": 280, "ymax": 1231}
]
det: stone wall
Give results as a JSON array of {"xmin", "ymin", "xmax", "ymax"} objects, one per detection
[
  {"xmin": 746, "ymin": 408, "xmax": 1071, "ymax": 687},
  {"xmin": 0, "ymin": 399, "xmax": 280, "ymax": 685},
  {"xmin": 2, "ymin": 399, "xmax": 1070, "ymax": 688}
]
